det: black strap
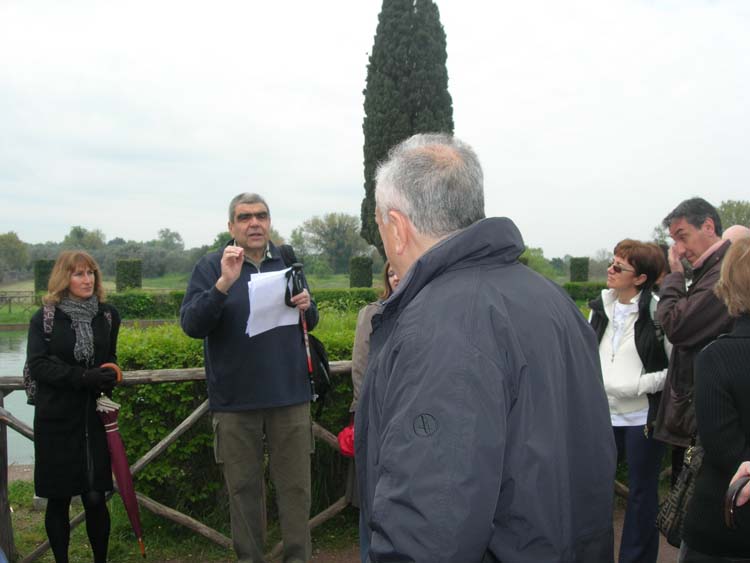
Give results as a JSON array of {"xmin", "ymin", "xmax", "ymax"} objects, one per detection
[{"xmin": 279, "ymin": 244, "xmax": 297, "ymax": 267}]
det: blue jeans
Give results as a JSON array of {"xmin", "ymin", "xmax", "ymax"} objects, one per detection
[{"xmin": 614, "ymin": 425, "xmax": 665, "ymax": 563}]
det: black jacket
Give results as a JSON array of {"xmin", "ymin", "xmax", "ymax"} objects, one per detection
[
  {"xmin": 356, "ymin": 218, "xmax": 616, "ymax": 563},
  {"xmin": 180, "ymin": 241, "xmax": 318, "ymax": 411},
  {"xmin": 27, "ymin": 303, "xmax": 120, "ymax": 497},
  {"xmin": 589, "ymin": 287, "xmax": 668, "ymax": 428},
  {"xmin": 683, "ymin": 314, "xmax": 750, "ymax": 557}
]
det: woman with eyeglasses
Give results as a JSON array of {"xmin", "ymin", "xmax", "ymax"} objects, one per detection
[
  {"xmin": 589, "ymin": 239, "xmax": 670, "ymax": 563},
  {"xmin": 347, "ymin": 260, "xmax": 400, "ymax": 562}
]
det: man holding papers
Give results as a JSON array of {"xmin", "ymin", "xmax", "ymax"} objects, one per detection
[{"xmin": 181, "ymin": 193, "xmax": 317, "ymax": 563}]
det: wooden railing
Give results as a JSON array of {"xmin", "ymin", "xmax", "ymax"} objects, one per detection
[
  {"xmin": 0, "ymin": 292, "xmax": 35, "ymax": 314},
  {"xmin": 0, "ymin": 362, "xmax": 352, "ymax": 563}
]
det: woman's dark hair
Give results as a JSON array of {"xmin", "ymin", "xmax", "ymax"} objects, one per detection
[{"xmin": 613, "ymin": 239, "xmax": 667, "ymax": 290}]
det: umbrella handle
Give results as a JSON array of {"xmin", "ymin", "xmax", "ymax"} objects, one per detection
[{"xmin": 101, "ymin": 362, "xmax": 123, "ymax": 383}]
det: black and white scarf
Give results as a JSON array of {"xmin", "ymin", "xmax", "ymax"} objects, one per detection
[{"xmin": 58, "ymin": 296, "xmax": 99, "ymax": 366}]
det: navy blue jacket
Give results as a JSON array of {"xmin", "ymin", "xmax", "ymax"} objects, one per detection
[
  {"xmin": 180, "ymin": 242, "xmax": 317, "ymax": 411},
  {"xmin": 355, "ymin": 218, "xmax": 616, "ymax": 563}
]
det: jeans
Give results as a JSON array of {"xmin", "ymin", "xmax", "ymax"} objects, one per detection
[{"xmin": 614, "ymin": 425, "xmax": 665, "ymax": 563}]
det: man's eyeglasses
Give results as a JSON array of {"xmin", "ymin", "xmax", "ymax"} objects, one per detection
[
  {"xmin": 235, "ymin": 211, "xmax": 269, "ymax": 222},
  {"xmin": 608, "ymin": 261, "xmax": 635, "ymax": 274}
]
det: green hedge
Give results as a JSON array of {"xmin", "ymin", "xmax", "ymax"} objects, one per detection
[
  {"xmin": 116, "ymin": 259, "xmax": 142, "ymax": 292},
  {"xmin": 563, "ymin": 281, "xmax": 607, "ymax": 302},
  {"xmin": 569, "ymin": 257, "xmax": 590, "ymax": 282},
  {"xmin": 314, "ymin": 288, "xmax": 378, "ymax": 312},
  {"xmin": 108, "ymin": 290, "xmax": 185, "ymax": 319},
  {"xmin": 34, "ymin": 260, "xmax": 55, "ymax": 293},
  {"xmin": 113, "ymin": 310, "xmax": 358, "ymax": 520},
  {"xmin": 349, "ymin": 256, "xmax": 373, "ymax": 288},
  {"xmin": 108, "ymin": 288, "xmax": 379, "ymax": 319}
]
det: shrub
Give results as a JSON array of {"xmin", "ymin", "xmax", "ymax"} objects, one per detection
[
  {"xmin": 34, "ymin": 259, "xmax": 55, "ymax": 293},
  {"xmin": 116, "ymin": 259, "xmax": 143, "ymax": 291},
  {"xmin": 569, "ymin": 257, "xmax": 590, "ymax": 282},
  {"xmin": 108, "ymin": 290, "xmax": 184, "ymax": 318},
  {"xmin": 313, "ymin": 288, "xmax": 378, "ymax": 312},
  {"xmin": 349, "ymin": 256, "xmax": 373, "ymax": 288},
  {"xmin": 563, "ymin": 281, "xmax": 607, "ymax": 302},
  {"xmin": 114, "ymin": 325, "xmax": 217, "ymax": 514},
  {"xmin": 113, "ymin": 309, "xmax": 358, "ymax": 519}
]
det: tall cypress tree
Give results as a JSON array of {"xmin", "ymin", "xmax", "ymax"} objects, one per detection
[{"xmin": 361, "ymin": 0, "xmax": 454, "ymax": 256}]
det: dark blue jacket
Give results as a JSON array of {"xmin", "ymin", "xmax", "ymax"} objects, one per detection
[
  {"xmin": 180, "ymin": 242, "xmax": 317, "ymax": 411},
  {"xmin": 355, "ymin": 218, "xmax": 616, "ymax": 563}
]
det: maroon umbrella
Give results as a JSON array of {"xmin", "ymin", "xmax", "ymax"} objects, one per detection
[{"xmin": 97, "ymin": 363, "xmax": 146, "ymax": 558}]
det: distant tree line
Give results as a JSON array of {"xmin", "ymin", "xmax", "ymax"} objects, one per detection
[
  {"xmin": 2, "ymin": 200, "xmax": 747, "ymax": 285},
  {"xmin": 0, "ymin": 213, "xmax": 382, "ymax": 284}
]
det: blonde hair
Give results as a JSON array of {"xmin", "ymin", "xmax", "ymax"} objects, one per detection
[
  {"xmin": 714, "ymin": 238, "xmax": 750, "ymax": 317},
  {"xmin": 44, "ymin": 250, "xmax": 106, "ymax": 305}
]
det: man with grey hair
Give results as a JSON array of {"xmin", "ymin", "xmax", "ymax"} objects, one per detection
[
  {"xmin": 181, "ymin": 193, "xmax": 317, "ymax": 563},
  {"xmin": 355, "ymin": 133, "xmax": 616, "ymax": 562}
]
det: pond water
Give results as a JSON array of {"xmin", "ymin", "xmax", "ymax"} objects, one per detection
[{"xmin": 0, "ymin": 330, "xmax": 35, "ymax": 465}]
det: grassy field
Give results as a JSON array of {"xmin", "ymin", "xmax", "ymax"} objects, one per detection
[{"xmin": 8, "ymin": 480, "xmax": 359, "ymax": 562}]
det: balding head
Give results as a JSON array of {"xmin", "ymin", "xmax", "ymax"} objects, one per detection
[
  {"xmin": 375, "ymin": 133, "xmax": 485, "ymax": 239},
  {"xmin": 723, "ymin": 224, "xmax": 750, "ymax": 244}
]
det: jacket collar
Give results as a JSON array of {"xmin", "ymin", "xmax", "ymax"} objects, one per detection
[
  {"xmin": 384, "ymin": 217, "xmax": 525, "ymax": 314},
  {"xmin": 727, "ymin": 314, "xmax": 750, "ymax": 338},
  {"xmin": 692, "ymin": 239, "xmax": 731, "ymax": 284}
]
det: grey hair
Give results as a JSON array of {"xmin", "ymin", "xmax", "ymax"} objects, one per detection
[
  {"xmin": 228, "ymin": 193, "xmax": 270, "ymax": 222},
  {"xmin": 375, "ymin": 133, "xmax": 485, "ymax": 238}
]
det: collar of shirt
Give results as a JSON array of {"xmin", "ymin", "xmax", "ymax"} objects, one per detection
[
  {"xmin": 243, "ymin": 244, "xmax": 273, "ymax": 270},
  {"xmin": 691, "ymin": 238, "xmax": 725, "ymax": 269}
]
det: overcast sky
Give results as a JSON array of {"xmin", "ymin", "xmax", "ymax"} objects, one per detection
[{"xmin": 2, "ymin": 0, "xmax": 748, "ymax": 259}]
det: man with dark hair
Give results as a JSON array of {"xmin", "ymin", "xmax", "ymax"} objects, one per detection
[
  {"xmin": 653, "ymin": 197, "xmax": 734, "ymax": 451},
  {"xmin": 356, "ymin": 133, "xmax": 616, "ymax": 562},
  {"xmin": 181, "ymin": 193, "xmax": 316, "ymax": 563}
]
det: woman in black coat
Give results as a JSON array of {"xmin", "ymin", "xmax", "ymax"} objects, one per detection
[
  {"xmin": 27, "ymin": 250, "xmax": 121, "ymax": 563},
  {"xmin": 681, "ymin": 237, "xmax": 750, "ymax": 561}
]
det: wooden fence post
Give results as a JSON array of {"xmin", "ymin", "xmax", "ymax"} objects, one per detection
[{"xmin": 0, "ymin": 390, "xmax": 18, "ymax": 562}]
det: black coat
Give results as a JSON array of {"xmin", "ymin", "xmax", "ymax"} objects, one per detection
[
  {"xmin": 683, "ymin": 314, "xmax": 750, "ymax": 557},
  {"xmin": 356, "ymin": 218, "xmax": 616, "ymax": 562},
  {"xmin": 27, "ymin": 303, "xmax": 120, "ymax": 498}
]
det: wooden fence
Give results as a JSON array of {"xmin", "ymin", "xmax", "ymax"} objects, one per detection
[
  {"xmin": 0, "ymin": 292, "xmax": 35, "ymax": 314},
  {"xmin": 0, "ymin": 362, "xmax": 352, "ymax": 563}
]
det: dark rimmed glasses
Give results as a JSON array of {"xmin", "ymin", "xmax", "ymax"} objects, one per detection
[{"xmin": 608, "ymin": 261, "xmax": 635, "ymax": 274}]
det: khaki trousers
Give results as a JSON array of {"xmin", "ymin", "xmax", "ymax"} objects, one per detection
[{"xmin": 213, "ymin": 403, "xmax": 313, "ymax": 563}]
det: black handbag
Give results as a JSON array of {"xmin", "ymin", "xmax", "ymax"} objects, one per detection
[{"xmin": 656, "ymin": 441, "xmax": 704, "ymax": 547}]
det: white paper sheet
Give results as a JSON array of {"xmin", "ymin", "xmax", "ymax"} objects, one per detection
[{"xmin": 245, "ymin": 268, "xmax": 300, "ymax": 337}]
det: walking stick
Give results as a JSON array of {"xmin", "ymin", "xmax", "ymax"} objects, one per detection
[{"xmin": 288, "ymin": 263, "xmax": 317, "ymax": 400}]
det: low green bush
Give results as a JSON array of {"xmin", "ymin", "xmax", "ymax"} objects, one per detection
[
  {"xmin": 313, "ymin": 288, "xmax": 378, "ymax": 312},
  {"xmin": 108, "ymin": 290, "xmax": 185, "ymax": 319},
  {"xmin": 113, "ymin": 309, "xmax": 358, "ymax": 519},
  {"xmin": 106, "ymin": 288, "xmax": 377, "ymax": 320},
  {"xmin": 116, "ymin": 259, "xmax": 143, "ymax": 291},
  {"xmin": 114, "ymin": 325, "xmax": 217, "ymax": 515},
  {"xmin": 563, "ymin": 281, "xmax": 607, "ymax": 302}
]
